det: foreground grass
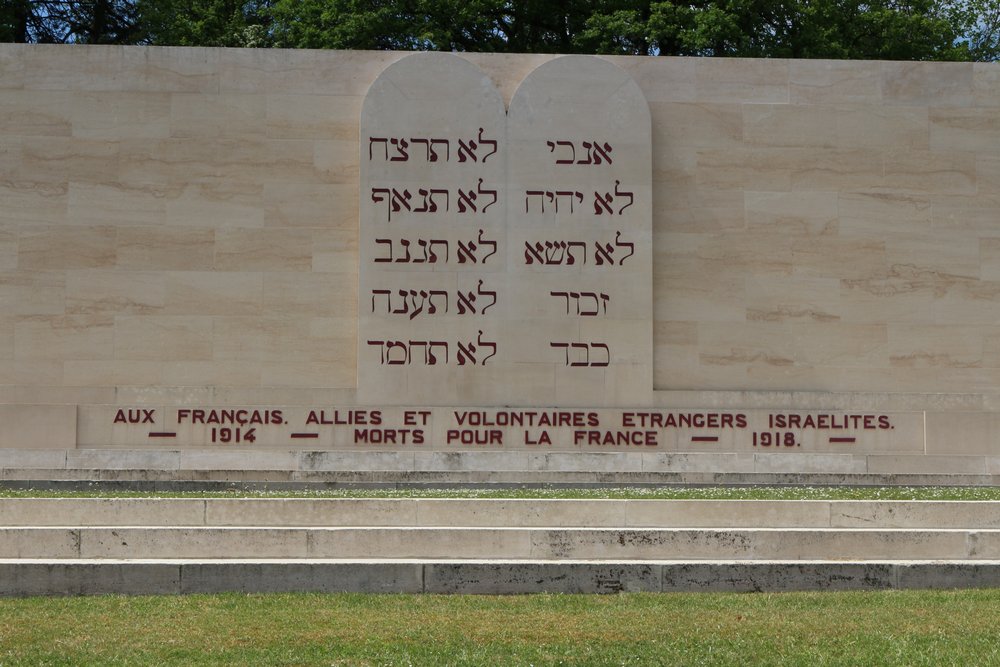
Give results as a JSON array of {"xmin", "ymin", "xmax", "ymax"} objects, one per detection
[
  {"xmin": 3, "ymin": 485, "xmax": 1000, "ymax": 500},
  {"xmin": 1, "ymin": 590, "xmax": 999, "ymax": 666}
]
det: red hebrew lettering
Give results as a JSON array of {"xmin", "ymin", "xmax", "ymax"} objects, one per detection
[
  {"xmin": 476, "ymin": 179, "xmax": 497, "ymax": 213},
  {"xmin": 374, "ymin": 239, "xmax": 393, "ymax": 262},
  {"xmin": 476, "ymin": 280, "xmax": 497, "ymax": 315},
  {"xmin": 594, "ymin": 191, "xmax": 613, "ymax": 215},
  {"xmin": 430, "ymin": 138, "xmax": 449, "ymax": 161},
  {"xmin": 368, "ymin": 137, "xmax": 388, "ymax": 160},
  {"xmin": 478, "ymin": 229, "xmax": 497, "ymax": 264},
  {"xmin": 525, "ymin": 190, "xmax": 546, "ymax": 213},
  {"xmin": 614, "ymin": 231, "xmax": 635, "ymax": 266},
  {"xmin": 478, "ymin": 128, "xmax": 498, "ymax": 162},
  {"xmin": 547, "ymin": 140, "xmax": 575, "ymax": 164},
  {"xmin": 395, "ymin": 239, "xmax": 411, "ymax": 262},
  {"xmin": 614, "ymin": 180, "xmax": 633, "ymax": 214},
  {"xmin": 457, "ymin": 188, "xmax": 477, "ymax": 213},
  {"xmin": 477, "ymin": 330, "xmax": 497, "ymax": 365},
  {"xmin": 524, "ymin": 241, "xmax": 545, "ymax": 265},
  {"xmin": 457, "ymin": 138, "xmax": 477, "ymax": 162},
  {"xmin": 390, "ymin": 137, "xmax": 409, "ymax": 161},
  {"xmin": 594, "ymin": 241, "xmax": 614, "ymax": 265}
]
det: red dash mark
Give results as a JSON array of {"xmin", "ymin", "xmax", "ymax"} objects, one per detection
[
  {"xmin": 290, "ymin": 433, "xmax": 320, "ymax": 439},
  {"xmin": 148, "ymin": 432, "xmax": 176, "ymax": 438},
  {"xmin": 691, "ymin": 436, "xmax": 719, "ymax": 443},
  {"xmin": 829, "ymin": 437, "xmax": 856, "ymax": 443}
]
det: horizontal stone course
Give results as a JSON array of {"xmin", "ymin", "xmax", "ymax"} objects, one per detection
[{"xmin": 4, "ymin": 559, "xmax": 1000, "ymax": 596}]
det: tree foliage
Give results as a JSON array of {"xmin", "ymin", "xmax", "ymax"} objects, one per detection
[{"xmin": 2, "ymin": 0, "xmax": 998, "ymax": 61}]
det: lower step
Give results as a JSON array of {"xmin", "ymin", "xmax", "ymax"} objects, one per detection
[
  {"xmin": 4, "ymin": 559, "xmax": 1000, "ymax": 596},
  {"xmin": 6, "ymin": 527, "xmax": 1000, "ymax": 560}
]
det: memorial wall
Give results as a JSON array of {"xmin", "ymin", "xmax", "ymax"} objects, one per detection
[{"xmin": 2, "ymin": 44, "xmax": 1000, "ymax": 474}]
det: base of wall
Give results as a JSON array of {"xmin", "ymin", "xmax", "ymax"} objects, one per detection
[{"xmin": 4, "ymin": 560, "xmax": 1000, "ymax": 596}]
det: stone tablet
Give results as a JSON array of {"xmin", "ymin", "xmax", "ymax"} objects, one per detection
[
  {"xmin": 359, "ymin": 53, "xmax": 507, "ymax": 405},
  {"xmin": 359, "ymin": 54, "xmax": 652, "ymax": 407},
  {"xmin": 506, "ymin": 56, "xmax": 652, "ymax": 406}
]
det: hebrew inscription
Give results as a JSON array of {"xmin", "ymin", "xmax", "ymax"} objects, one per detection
[{"xmin": 360, "ymin": 54, "xmax": 651, "ymax": 406}]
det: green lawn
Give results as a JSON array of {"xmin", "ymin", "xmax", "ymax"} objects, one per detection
[
  {"xmin": 1, "ymin": 590, "xmax": 999, "ymax": 666},
  {"xmin": 3, "ymin": 485, "xmax": 1000, "ymax": 500}
]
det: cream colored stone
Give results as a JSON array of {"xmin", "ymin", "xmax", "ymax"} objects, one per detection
[
  {"xmin": 882, "ymin": 61, "xmax": 973, "ymax": 107},
  {"xmin": 169, "ymin": 93, "xmax": 265, "ymax": 139},
  {"xmin": 0, "ymin": 404, "xmax": 76, "ymax": 449},
  {"xmin": 658, "ymin": 188, "xmax": 745, "ymax": 233},
  {"xmin": 888, "ymin": 325, "xmax": 984, "ymax": 368},
  {"xmin": 651, "ymin": 102, "xmax": 742, "ymax": 149},
  {"xmin": 695, "ymin": 58, "xmax": 788, "ymax": 104},
  {"xmin": 14, "ymin": 315, "xmax": 114, "ymax": 360},
  {"xmin": 882, "ymin": 149, "xmax": 977, "ymax": 195},
  {"xmin": 163, "ymin": 272, "xmax": 262, "ymax": 316},
  {"xmin": 0, "ymin": 270, "xmax": 66, "ymax": 315},
  {"xmin": 745, "ymin": 276, "xmax": 841, "ymax": 323},
  {"xmin": 66, "ymin": 270, "xmax": 164, "ymax": 315},
  {"xmin": 117, "ymin": 227, "xmax": 214, "ymax": 270},
  {"xmin": 743, "ymin": 104, "xmax": 839, "ymax": 148},
  {"xmin": 214, "ymin": 228, "xmax": 312, "ymax": 271},
  {"xmin": 745, "ymin": 191, "xmax": 838, "ymax": 236},
  {"xmin": 114, "ymin": 316, "xmax": 213, "ymax": 361},
  {"xmin": 20, "ymin": 137, "xmax": 119, "ymax": 185},
  {"xmin": 265, "ymin": 94, "xmax": 360, "ymax": 140},
  {"xmin": 0, "ymin": 90, "xmax": 73, "ymax": 136},
  {"xmin": 835, "ymin": 105, "xmax": 928, "ymax": 150},
  {"xmin": 23, "ymin": 44, "xmax": 124, "ymax": 92},
  {"xmin": 789, "ymin": 60, "xmax": 880, "ymax": 104},
  {"xmin": 122, "ymin": 46, "xmax": 220, "ymax": 93},
  {"xmin": 0, "ymin": 180, "xmax": 68, "ymax": 225}
]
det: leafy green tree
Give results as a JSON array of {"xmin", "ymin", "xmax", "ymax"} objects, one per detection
[
  {"xmin": 1, "ymin": 0, "xmax": 142, "ymax": 43},
  {"xmin": 138, "ymin": 0, "xmax": 271, "ymax": 46}
]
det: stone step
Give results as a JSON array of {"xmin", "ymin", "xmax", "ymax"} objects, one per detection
[
  {"xmin": 3, "ymin": 498, "xmax": 999, "ymax": 528},
  {"xmin": 5, "ymin": 526, "xmax": 1000, "ymax": 560},
  {"xmin": 4, "ymin": 559, "xmax": 1000, "ymax": 596}
]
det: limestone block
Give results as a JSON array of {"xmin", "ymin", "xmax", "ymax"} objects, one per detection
[
  {"xmin": 695, "ymin": 58, "xmax": 788, "ymax": 104},
  {"xmin": 744, "ymin": 104, "xmax": 839, "ymax": 148},
  {"xmin": 13, "ymin": 315, "xmax": 112, "ymax": 362},
  {"xmin": 0, "ymin": 498, "xmax": 204, "ymax": 526},
  {"xmin": 829, "ymin": 501, "xmax": 1000, "ymax": 529},
  {"xmin": 18, "ymin": 226, "xmax": 116, "ymax": 270},
  {"xmin": 662, "ymin": 562, "xmax": 895, "ymax": 593},
  {"xmin": 789, "ymin": 60, "xmax": 881, "ymax": 104},
  {"xmin": 882, "ymin": 61, "xmax": 973, "ymax": 107},
  {"xmin": 425, "ymin": 562, "xmax": 661, "ymax": 594},
  {"xmin": 0, "ymin": 405, "xmax": 75, "ymax": 449},
  {"xmin": 205, "ymin": 499, "xmax": 416, "ymax": 527},
  {"xmin": 79, "ymin": 527, "xmax": 309, "ymax": 559},
  {"xmin": 307, "ymin": 528, "xmax": 533, "ymax": 559},
  {"xmin": 122, "ymin": 46, "xmax": 220, "ymax": 93},
  {"xmin": 745, "ymin": 191, "xmax": 838, "ymax": 236},
  {"xmin": 23, "ymin": 44, "xmax": 124, "ymax": 92},
  {"xmin": 625, "ymin": 500, "xmax": 832, "ymax": 528},
  {"xmin": 180, "ymin": 562, "xmax": 423, "ymax": 594},
  {"xmin": 751, "ymin": 529, "xmax": 969, "ymax": 560},
  {"xmin": 116, "ymin": 227, "xmax": 215, "ymax": 271},
  {"xmin": 0, "ymin": 529, "xmax": 80, "ymax": 558}
]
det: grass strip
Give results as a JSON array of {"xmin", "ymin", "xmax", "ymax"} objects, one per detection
[
  {"xmin": 1, "ymin": 590, "xmax": 999, "ymax": 666},
  {"xmin": 4, "ymin": 486, "xmax": 1000, "ymax": 500}
]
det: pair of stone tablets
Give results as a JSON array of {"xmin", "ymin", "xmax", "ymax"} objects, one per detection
[{"xmin": 360, "ymin": 54, "xmax": 651, "ymax": 407}]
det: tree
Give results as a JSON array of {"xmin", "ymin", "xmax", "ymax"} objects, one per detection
[
  {"xmin": 3, "ymin": 0, "xmax": 999, "ymax": 61},
  {"xmin": 137, "ymin": 0, "xmax": 271, "ymax": 46},
  {"xmin": 1, "ymin": 0, "xmax": 142, "ymax": 43}
]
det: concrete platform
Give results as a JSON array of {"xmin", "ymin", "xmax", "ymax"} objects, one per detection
[
  {"xmin": 3, "ymin": 497, "xmax": 1000, "ymax": 528},
  {"xmin": 5, "ymin": 498, "xmax": 1000, "ymax": 595},
  {"xmin": 4, "ymin": 559, "xmax": 1000, "ymax": 596}
]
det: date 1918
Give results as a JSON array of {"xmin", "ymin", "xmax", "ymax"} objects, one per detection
[{"xmin": 752, "ymin": 432, "xmax": 799, "ymax": 447}]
